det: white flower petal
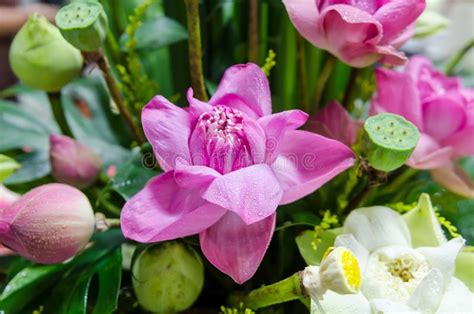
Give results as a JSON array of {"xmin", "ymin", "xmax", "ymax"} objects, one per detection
[
  {"xmin": 403, "ymin": 193, "xmax": 447, "ymax": 248},
  {"xmin": 343, "ymin": 206, "xmax": 411, "ymax": 252},
  {"xmin": 371, "ymin": 298, "xmax": 420, "ymax": 314},
  {"xmin": 335, "ymin": 234, "xmax": 369, "ymax": 273},
  {"xmin": 437, "ymin": 277, "xmax": 474, "ymax": 313},
  {"xmin": 311, "ymin": 291, "xmax": 370, "ymax": 314},
  {"xmin": 408, "ymin": 268, "xmax": 444, "ymax": 312},
  {"xmin": 416, "ymin": 237, "xmax": 465, "ymax": 288}
]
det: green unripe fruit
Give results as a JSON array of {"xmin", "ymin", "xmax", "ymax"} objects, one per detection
[
  {"xmin": 132, "ymin": 242, "xmax": 204, "ymax": 313},
  {"xmin": 55, "ymin": 0, "xmax": 108, "ymax": 52},
  {"xmin": 364, "ymin": 113, "xmax": 420, "ymax": 172},
  {"xmin": 9, "ymin": 14, "xmax": 83, "ymax": 92}
]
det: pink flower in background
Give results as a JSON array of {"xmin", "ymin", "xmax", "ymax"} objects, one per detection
[
  {"xmin": 121, "ymin": 63, "xmax": 355, "ymax": 284},
  {"xmin": 49, "ymin": 134, "xmax": 102, "ymax": 189},
  {"xmin": 372, "ymin": 56, "xmax": 474, "ymax": 198},
  {"xmin": 306, "ymin": 101, "xmax": 362, "ymax": 146},
  {"xmin": 283, "ymin": 0, "xmax": 426, "ymax": 68}
]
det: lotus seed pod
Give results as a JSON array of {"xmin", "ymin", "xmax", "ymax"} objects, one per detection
[
  {"xmin": 363, "ymin": 113, "xmax": 420, "ymax": 172},
  {"xmin": 132, "ymin": 242, "xmax": 204, "ymax": 313},
  {"xmin": 9, "ymin": 14, "xmax": 83, "ymax": 92},
  {"xmin": 0, "ymin": 184, "xmax": 95, "ymax": 264},
  {"xmin": 55, "ymin": 0, "xmax": 109, "ymax": 52}
]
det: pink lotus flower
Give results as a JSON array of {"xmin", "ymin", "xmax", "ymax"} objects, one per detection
[
  {"xmin": 49, "ymin": 134, "xmax": 102, "ymax": 189},
  {"xmin": 306, "ymin": 101, "xmax": 362, "ymax": 146},
  {"xmin": 283, "ymin": 0, "xmax": 426, "ymax": 68},
  {"xmin": 0, "ymin": 183, "xmax": 96, "ymax": 263},
  {"xmin": 372, "ymin": 56, "xmax": 474, "ymax": 198},
  {"xmin": 121, "ymin": 63, "xmax": 355, "ymax": 284}
]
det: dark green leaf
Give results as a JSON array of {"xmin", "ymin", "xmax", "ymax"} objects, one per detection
[
  {"xmin": 0, "ymin": 264, "xmax": 67, "ymax": 313},
  {"xmin": 92, "ymin": 248, "xmax": 122, "ymax": 314},
  {"xmin": 120, "ymin": 16, "xmax": 188, "ymax": 51},
  {"xmin": 4, "ymin": 150, "xmax": 50, "ymax": 185},
  {"xmin": 110, "ymin": 148, "xmax": 158, "ymax": 200},
  {"xmin": 0, "ymin": 100, "xmax": 55, "ymax": 151}
]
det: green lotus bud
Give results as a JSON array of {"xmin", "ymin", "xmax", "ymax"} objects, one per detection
[
  {"xmin": 132, "ymin": 242, "xmax": 204, "ymax": 313},
  {"xmin": 9, "ymin": 14, "xmax": 83, "ymax": 92},
  {"xmin": 363, "ymin": 113, "xmax": 420, "ymax": 172},
  {"xmin": 55, "ymin": 0, "xmax": 108, "ymax": 52}
]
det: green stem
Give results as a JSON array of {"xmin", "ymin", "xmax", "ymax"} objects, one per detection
[
  {"xmin": 342, "ymin": 68, "xmax": 359, "ymax": 110},
  {"xmin": 229, "ymin": 272, "xmax": 307, "ymax": 310},
  {"xmin": 383, "ymin": 167, "xmax": 419, "ymax": 195},
  {"xmin": 445, "ymin": 38, "xmax": 474, "ymax": 75},
  {"xmin": 248, "ymin": 0, "xmax": 259, "ymax": 63},
  {"xmin": 94, "ymin": 52, "xmax": 145, "ymax": 145},
  {"xmin": 312, "ymin": 54, "xmax": 337, "ymax": 112},
  {"xmin": 184, "ymin": 0, "xmax": 208, "ymax": 101},
  {"xmin": 48, "ymin": 92, "xmax": 74, "ymax": 138},
  {"xmin": 297, "ymin": 34, "xmax": 309, "ymax": 112}
]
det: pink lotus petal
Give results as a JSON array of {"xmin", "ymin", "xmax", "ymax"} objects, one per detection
[
  {"xmin": 210, "ymin": 63, "xmax": 271, "ymax": 117},
  {"xmin": 373, "ymin": 68, "xmax": 423, "ymax": 129},
  {"xmin": 243, "ymin": 118, "xmax": 267, "ymax": 164},
  {"xmin": 320, "ymin": 5, "xmax": 384, "ymax": 67},
  {"xmin": 407, "ymin": 134, "xmax": 453, "ymax": 169},
  {"xmin": 431, "ymin": 163, "xmax": 474, "ymax": 199},
  {"xmin": 442, "ymin": 126, "xmax": 474, "ymax": 157},
  {"xmin": 201, "ymin": 164, "xmax": 282, "ymax": 224},
  {"xmin": 375, "ymin": 45, "xmax": 408, "ymax": 66},
  {"xmin": 121, "ymin": 172, "xmax": 208, "ymax": 242},
  {"xmin": 273, "ymin": 130, "xmax": 355, "ymax": 204},
  {"xmin": 307, "ymin": 101, "xmax": 360, "ymax": 146},
  {"xmin": 422, "ymin": 96, "xmax": 467, "ymax": 142},
  {"xmin": 375, "ymin": 0, "xmax": 426, "ymax": 45},
  {"xmin": 282, "ymin": 0, "xmax": 324, "ymax": 47},
  {"xmin": 174, "ymin": 161, "xmax": 220, "ymax": 190},
  {"xmin": 200, "ymin": 211, "xmax": 276, "ymax": 284},
  {"xmin": 259, "ymin": 110, "xmax": 309, "ymax": 163},
  {"xmin": 187, "ymin": 88, "xmax": 212, "ymax": 122},
  {"xmin": 142, "ymin": 96, "xmax": 192, "ymax": 171}
]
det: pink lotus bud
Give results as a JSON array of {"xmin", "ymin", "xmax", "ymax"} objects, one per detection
[
  {"xmin": 49, "ymin": 135, "xmax": 102, "ymax": 189},
  {"xmin": 0, "ymin": 183, "xmax": 95, "ymax": 264}
]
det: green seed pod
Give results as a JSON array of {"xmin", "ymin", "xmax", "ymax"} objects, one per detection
[
  {"xmin": 55, "ymin": 0, "xmax": 108, "ymax": 52},
  {"xmin": 363, "ymin": 113, "xmax": 420, "ymax": 172},
  {"xmin": 132, "ymin": 242, "xmax": 204, "ymax": 313},
  {"xmin": 9, "ymin": 14, "xmax": 83, "ymax": 92}
]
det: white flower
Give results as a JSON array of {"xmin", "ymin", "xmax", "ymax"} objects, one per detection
[{"xmin": 311, "ymin": 194, "xmax": 474, "ymax": 314}]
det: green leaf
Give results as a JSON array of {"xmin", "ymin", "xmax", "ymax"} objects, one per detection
[
  {"xmin": 295, "ymin": 229, "xmax": 339, "ymax": 266},
  {"xmin": 109, "ymin": 148, "xmax": 158, "ymax": 200},
  {"xmin": 119, "ymin": 16, "xmax": 188, "ymax": 51},
  {"xmin": 0, "ymin": 100, "xmax": 55, "ymax": 151},
  {"xmin": 0, "ymin": 154, "xmax": 21, "ymax": 183},
  {"xmin": 4, "ymin": 150, "xmax": 50, "ymax": 185},
  {"xmin": 455, "ymin": 248, "xmax": 474, "ymax": 292},
  {"xmin": 92, "ymin": 248, "xmax": 122, "ymax": 314},
  {"xmin": 62, "ymin": 78, "xmax": 133, "ymax": 167},
  {"xmin": 0, "ymin": 264, "xmax": 67, "ymax": 313}
]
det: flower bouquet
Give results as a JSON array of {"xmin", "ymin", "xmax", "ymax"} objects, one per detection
[{"xmin": 0, "ymin": 0, "xmax": 472, "ymax": 313}]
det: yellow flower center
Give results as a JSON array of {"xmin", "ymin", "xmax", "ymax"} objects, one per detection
[{"xmin": 341, "ymin": 249, "xmax": 361, "ymax": 290}]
